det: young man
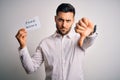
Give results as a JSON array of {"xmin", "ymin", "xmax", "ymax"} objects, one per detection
[{"xmin": 16, "ymin": 3, "xmax": 97, "ymax": 80}]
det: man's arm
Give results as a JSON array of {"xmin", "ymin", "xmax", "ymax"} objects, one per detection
[
  {"xmin": 19, "ymin": 46, "xmax": 44, "ymax": 74},
  {"xmin": 82, "ymin": 28, "xmax": 98, "ymax": 49},
  {"xmin": 16, "ymin": 28, "xmax": 43, "ymax": 74},
  {"xmin": 75, "ymin": 17, "xmax": 97, "ymax": 48}
]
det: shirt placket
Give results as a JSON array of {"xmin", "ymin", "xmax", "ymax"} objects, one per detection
[{"xmin": 61, "ymin": 37, "xmax": 66, "ymax": 80}]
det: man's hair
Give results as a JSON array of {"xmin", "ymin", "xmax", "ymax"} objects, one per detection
[{"xmin": 56, "ymin": 3, "xmax": 75, "ymax": 16}]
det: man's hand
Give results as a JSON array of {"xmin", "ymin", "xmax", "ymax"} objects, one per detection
[
  {"xmin": 15, "ymin": 28, "xmax": 27, "ymax": 49},
  {"xmin": 75, "ymin": 17, "xmax": 94, "ymax": 47}
]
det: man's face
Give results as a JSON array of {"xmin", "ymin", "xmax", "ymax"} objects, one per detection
[{"xmin": 55, "ymin": 12, "xmax": 74, "ymax": 36}]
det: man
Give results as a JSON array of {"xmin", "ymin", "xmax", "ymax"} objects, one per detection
[{"xmin": 16, "ymin": 3, "xmax": 97, "ymax": 80}]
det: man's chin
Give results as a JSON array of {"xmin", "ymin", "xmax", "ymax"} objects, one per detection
[
  {"xmin": 61, "ymin": 31, "xmax": 69, "ymax": 35},
  {"xmin": 57, "ymin": 28, "xmax": 71, "ymax": 36}
]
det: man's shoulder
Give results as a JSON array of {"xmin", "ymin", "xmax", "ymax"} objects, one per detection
[{"xmin": 40, "ymin": 33, "xmax": 55, "ymax": 44}]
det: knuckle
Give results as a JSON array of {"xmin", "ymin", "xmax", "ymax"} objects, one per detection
[
  {"xmin": 79, "ymin": 20, "xmax": 82, "ymax": 23},
  {"xmin": 82, "ymin": 17, "xmax": 87, "ymax": 21},
  {"xmin": 75, "ymin": 29, "xmax": 78, "ymax": 32},
  {"xmin": 79, "ymin": 21, "xmax": 83, "ymax": 26},
  {"xmin": 19, "ymin": 31, "xmax": 22, "ymax": 34}
]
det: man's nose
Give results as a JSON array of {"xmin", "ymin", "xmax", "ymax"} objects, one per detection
[{"xmin": 62, "ymin": 21, "xmax": 67, "ymax": 28}]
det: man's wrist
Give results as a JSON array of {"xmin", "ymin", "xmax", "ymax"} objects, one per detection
[
  {"xmin": 20, "ymin": 45, "xmax": 26, "ymax": 50},
  {"xmin": 93, "ymin": 25, "xmax": 97, "ymax": 33},
  {"xmin": 89, "ymin": 25, "xmax": 97, "ymax": 35}
]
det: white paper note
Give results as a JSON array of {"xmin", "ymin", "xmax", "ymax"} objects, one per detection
[{"xmin": 25, "ymin": 16, "xmax": 41, "ymax": 31}]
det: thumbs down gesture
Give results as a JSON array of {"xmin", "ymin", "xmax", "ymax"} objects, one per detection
[{"xmin": 75, "ymin": 17, "xmax": 94, "ymax": 47}]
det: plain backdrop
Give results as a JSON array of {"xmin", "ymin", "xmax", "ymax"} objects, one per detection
[{"xmin": 0, "ymin": 0, "xmax": 120, "ymax": 80}]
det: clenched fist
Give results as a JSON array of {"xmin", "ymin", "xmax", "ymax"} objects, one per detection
[
  {"xmin": 75, "ymin": 17, "xmax": 94, "ymax": 47},
  {"xmin": 15, "ymin": 28, "xmax": 27, "ymax": 49}
]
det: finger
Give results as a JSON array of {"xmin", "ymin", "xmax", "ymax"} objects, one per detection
[
  {"xmin": 20, "ymin": 33, "xmax": 27, "ymax": 38},
  {"xmin": 19, "ymin": 29, "xmax": 27, "ymax": 34},
  {"xmin": 75, "ymin": 28, "xmax": 84, "ymax": 33},
  {"xmin": 79, "ymin": 36, "xmax": 86, "ymax": 47},
  {"xmin": 82, "ymin": 17, "xmax": 88, "ymax": 26},
  {"xmin": 76, "ymin": 23, "xmax": 86, "ymax": 31},
  {"xmin": 88, "ymin": 19, "xmax": 94, "ymax": 29},
  {"xmin": 17, "ymin": 28, "xmax": 26, "ymax": 35},
  {"xmin": 16, "ymin": 31, "xmax": 25, "ymax": 38},
  {"xmin": 17, "ymin": 29, "xmax": 27, "ymax": 36},
  {"xmin": 19, "ymin": 28, "xmax": 26, "ymax": 32},
  {"xmin": 16, "ymin": 28, "xmax": 26, "ymax": 36},
  {"xmin": 79, "ymin": 20, "xmax": 87, "ymax": 28},
  {"xmin": 16, "ymin": 31, "xmax": 27, "ymax": 40}
]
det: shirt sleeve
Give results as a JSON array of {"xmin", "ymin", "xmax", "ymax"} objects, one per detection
[
  {"xmin": 82, "ymin": 32, "xmax": 98, "ymax": 50},
  {"xmin": 19, "ymin": 45, "xmax": 44, "ymax": 74}
]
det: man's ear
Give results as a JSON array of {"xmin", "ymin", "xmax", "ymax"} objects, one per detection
[{"xmin": 54, "ymin": 16, "xmax": 57, "ymax": 22}]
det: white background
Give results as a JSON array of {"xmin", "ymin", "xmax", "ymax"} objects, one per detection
[{"xmin": 0, "ymin": 0, "xmax": 120, "ymax": 80}]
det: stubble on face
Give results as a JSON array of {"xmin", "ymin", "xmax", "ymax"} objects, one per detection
[
  {"xmin": 55, "ymin": 12, "xmax": 74, "ymax": 36},
  {"xmin": 56, "ymin": 24, "xmax": 72, "ymax": 36}
]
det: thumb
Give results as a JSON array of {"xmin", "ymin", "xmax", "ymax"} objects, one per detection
[{"xmin": 79, "ymin": 36, "xmax": 86, "ymax": 47}]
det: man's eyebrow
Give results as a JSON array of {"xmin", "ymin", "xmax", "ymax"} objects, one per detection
[
  {"xmin": 58, "ymin": 17, "xmax": 72, "ymax": 22},
  {"xmin": 66, "ymin": 20, "xmax": 71, "ymax": 21},
  {"xmin": 59, "ymin": 18, "xmax": 71, "ymax": 20},
  {"xmin": 58, "ymin": 18, "xmax": 64, "ymax": 20}
]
